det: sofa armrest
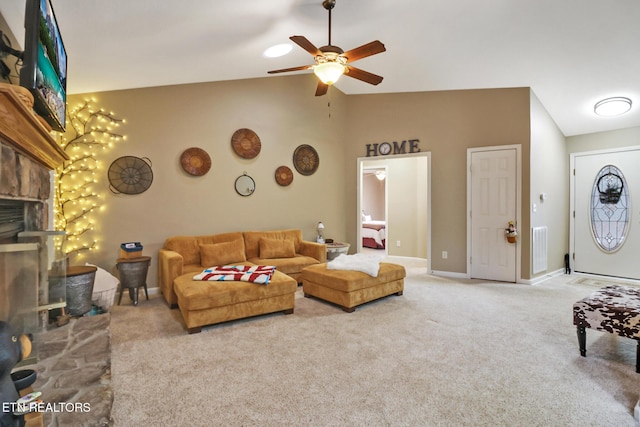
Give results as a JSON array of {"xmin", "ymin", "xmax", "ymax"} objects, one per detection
[
  {"xmin": 158, "ymin": 249, "xmax": 184, "ymax": 307},
  {"xmin": 298, "ymin": 241, "xmax": 326, "ymax": 263}
]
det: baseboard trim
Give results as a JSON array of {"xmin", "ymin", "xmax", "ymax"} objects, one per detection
[
  {"xmin": 520, "ymin": 268, "xmax": 565, "ymax": 285},
  {"xmin": 431, "ymin": 270, "xmax": 468, "ymax": 279}
]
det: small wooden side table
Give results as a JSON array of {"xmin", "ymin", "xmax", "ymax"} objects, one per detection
[
  {"xmin": 326, "ymin": 242, "xmax": 350, "ymax": 261},
  {"xmin": 116, "ymin": 256, "xmax": 151, "ymax": 306}
]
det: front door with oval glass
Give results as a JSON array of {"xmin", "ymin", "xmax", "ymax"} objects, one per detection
[{"xmin": 574, "ymin": 149, "xmax": 640, "ymax": 279}]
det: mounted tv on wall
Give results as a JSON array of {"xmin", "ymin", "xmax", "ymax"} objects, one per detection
[{"xmin": 20, "ymin": 0, "xmax": 67, "ymax": 132}]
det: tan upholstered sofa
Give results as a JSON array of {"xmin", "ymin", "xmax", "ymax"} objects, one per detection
[{"xmin": 158, "ymin": 229, "xmax": 326, "ymax": 333}]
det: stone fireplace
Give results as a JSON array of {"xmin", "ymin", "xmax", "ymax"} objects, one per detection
[{"xmin": 0, "ymin": 82, "xmax": 68, "ymax": 338}]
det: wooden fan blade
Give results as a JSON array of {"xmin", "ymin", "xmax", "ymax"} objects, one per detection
[
  {"xmin": 345, "ymin": 66, "xmax": 384, "ymax": 85},
  {"xmin": 268, "ymin": 65, "xmax": 313, "ymax": 74},
  {"xmin": 290, "ymin": 35, "xmax": 322, "ymax": 56},
  {"xmin": 342, "ymin": 40, "xmax": 386, "ymax": 63},
  {"xmin": 315, "ymin": 81, "xmax": 329, "ymax": 96}
]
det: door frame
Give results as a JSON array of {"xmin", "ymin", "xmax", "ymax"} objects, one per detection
[
  {"xmin": 357, "ymin": 152, "xmax": 431, "ymax": 272},
  {"xmin": 466, "ymin": 144, "xmax": 522, "ymax": 281},
  {"xmin": 569, "ymin": 145, "xmax": 640, "ymax": 275}
]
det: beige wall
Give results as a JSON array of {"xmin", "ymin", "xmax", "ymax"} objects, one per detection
[
  {"xmin": 567, "ymin": 126, "xmax": 640, "ymax": 153},
  {"xmin": 68, "ymin": 74, "xmax": 350, "ymax": 286},
  {"xmin": 344, "ymin": 88, "xmax": 532, "ymax": 274},
  {"xmin": 68, "ymin": 82, "xmax": 537, "ymax": 285},
  {"xmin": 529, "ymin": 91, "xmax": 569, "ymax": 277}
]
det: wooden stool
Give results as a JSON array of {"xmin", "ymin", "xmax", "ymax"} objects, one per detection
[{"xmin": 573, "ymin": 284, "xmax": 640, "ymax": 372}]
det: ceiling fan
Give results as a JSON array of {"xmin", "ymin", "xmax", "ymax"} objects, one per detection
[{"xmin": 267, "ymin": 0, "xmax": 386, "ymax": 96}]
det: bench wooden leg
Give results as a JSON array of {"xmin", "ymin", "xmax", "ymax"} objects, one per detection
[
  {"xmin": 342, "ymin": 306, "xmax": 356, "ymax": 313},
  {"xmin": 187, "ymin": 326, "xmax": 201, "ymax": 334},
  {"xmin": 577, "ymin": 326, "xmax": 586, "ymax": 357},
  {"xmin": 283, "ymin": 308, "xmax": 294, "ymax": 315}
]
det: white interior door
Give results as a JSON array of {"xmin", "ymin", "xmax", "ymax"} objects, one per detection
[
  {"xmin": 574, "ymin": 149, "xmax": 640, "ymax": 279},
  {"xmin": 469, "ymin": 148, "xmax": 517, "ymax": 282}
]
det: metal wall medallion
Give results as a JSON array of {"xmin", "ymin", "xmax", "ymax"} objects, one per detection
[
  {"xmin": 293, "ymin": 144, "xmax": 319, "ymax": 176},
  {"xmin": 590, "ymin": 164, "xmax": 629, "ymax": 252},
  {"xmin": 108, "ymin": 156, "xmax": 153, "ymax": 194}
]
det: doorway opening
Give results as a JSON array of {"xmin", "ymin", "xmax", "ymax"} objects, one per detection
[{"xmin": 357, "ymin": 153, "xmax": 431, "ymax": 272}]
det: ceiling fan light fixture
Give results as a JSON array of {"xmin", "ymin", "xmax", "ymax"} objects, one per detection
[
  {"xmin": 313, "ymin": 61, "xmax": 345, "ymax": 85},
  {"xmin": 594, "ymin": 97, "xmax": 632, "ymax": 117}
]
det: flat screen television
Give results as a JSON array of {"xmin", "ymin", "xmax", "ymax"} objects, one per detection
[{"xmin": 20, "ymin": 0, "xmax": 67, "ymax": 132}]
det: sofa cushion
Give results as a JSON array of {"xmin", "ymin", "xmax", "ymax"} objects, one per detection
[
  {"xmin": 259, "ymin": 237, "xmax": 296, "ymax": 259},
  {"xmin": 243, "ymin": 229, "xmax": 302, "ymax": 259},
  {"xmin": 164, "ymin": 236, "xmax": 201, "ymax": 265},
  {"xmin": 248, "ymin": 255, "xmax": 318, "ymax": 276},
  {"xmin": 200, "ymin": 240, "xmax": 246, "ymax": 267}
]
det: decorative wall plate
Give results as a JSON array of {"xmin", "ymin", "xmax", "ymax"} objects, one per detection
[
  {"xmin": 293, "ymin": 144, "xmax": 319, "ymax": 176},
  {"xmin": 180, "ymin": 147, "xmax": 211, "ymax": 176},
  {"xmin": 231, "ymin": 128, "xmax": 261, "ymax": 159},
  {"xmin": 108, "ymin": 156, "xmax": 153, "ymax": 194},
  {"xmin": 275, "ymin": 166, "xmax": 293, "ymax": 186}
]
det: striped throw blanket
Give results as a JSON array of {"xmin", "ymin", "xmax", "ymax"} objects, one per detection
[{"xmin": 193, "ymin": 265, "xmax": 276, "ymax": 285}]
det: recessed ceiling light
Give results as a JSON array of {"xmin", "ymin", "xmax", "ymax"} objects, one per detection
[
  {"xmin": 594, "ymin": 97, "xmax": 632, "ymax": 117},
  {"xmin": 263, "ymin": 44, "xmax": 293, "ymax": 58}
]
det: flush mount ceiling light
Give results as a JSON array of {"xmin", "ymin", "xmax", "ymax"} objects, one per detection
[
  {"xmin": 263, "ymin": 44, "xmax": 292, "ymax": 58},
  {"xmin": 594, "ymin": 97, "xmax": 632, "ymax": 117}
]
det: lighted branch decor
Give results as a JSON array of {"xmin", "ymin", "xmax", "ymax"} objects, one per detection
[{"xmin": 54, "ymin": 99, "xmax": 126, "ymax": 260}]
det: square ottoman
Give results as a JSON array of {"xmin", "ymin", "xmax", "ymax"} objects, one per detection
[
  {"xmin": 573, "ymin": 284, "xmax": 640, "ymax": 372},
  {"xmin": 302, "ymin": 262, "xmax": 406, "ymax": 312}
]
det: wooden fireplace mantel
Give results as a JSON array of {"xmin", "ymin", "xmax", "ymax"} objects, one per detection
[{"xmin": 0, "ymin": 83, "xmax": 68, "ymax": 170}]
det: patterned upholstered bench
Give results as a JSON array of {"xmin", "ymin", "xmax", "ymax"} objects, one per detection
[{"xmin": 572, "ymin": 284, "xmax": 640, "ymax": 373}]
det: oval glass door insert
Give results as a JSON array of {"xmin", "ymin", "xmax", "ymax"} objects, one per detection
[{"xmin": 590, "ymin": 164, "xmax": 629, "ymax": 252}]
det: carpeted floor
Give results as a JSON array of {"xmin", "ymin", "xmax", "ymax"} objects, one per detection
[{"xmin": 109, "ymin": 265, "xmax": 640, "ymax": 426}]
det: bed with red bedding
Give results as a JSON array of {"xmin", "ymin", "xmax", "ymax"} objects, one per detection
[{"xmin": 362, "ymin": 220, "xmax": 386, "ymax": 249}]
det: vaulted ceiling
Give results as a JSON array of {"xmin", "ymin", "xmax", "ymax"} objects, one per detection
[{"xmin": 1, "ymin": 0, "xmax": 639, "ymax": 136}]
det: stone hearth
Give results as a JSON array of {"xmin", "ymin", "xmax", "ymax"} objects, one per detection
[{"xmin": 23, "ymin": 314, "xmax": 113, "ymax": 426}]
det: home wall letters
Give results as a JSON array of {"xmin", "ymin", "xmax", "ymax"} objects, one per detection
[{"xmin": 365, "ymin": 139, "xmax": 420, "ymax": 157}]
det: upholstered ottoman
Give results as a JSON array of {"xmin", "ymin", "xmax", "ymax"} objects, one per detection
[
  {"xmin": 573, "ymin": 284, "xmax": 640, "ymax": 372},
  {"xmin": 174, "ymin": 269, "xmax": 297, "ymax": 334},
  {"xmin": 302, "ymin": 262, "xmax": 406, "ymax": 312}
]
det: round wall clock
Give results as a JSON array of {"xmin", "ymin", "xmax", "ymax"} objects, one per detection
[
  {"xmin": 293, "ymin": 144, "xmax": 319, "ymax": 176},
  {"xmin": 379, "ymin": 142, "xmax": 392, "ymax": 155},
  {"xmin": 108, "ymin": 156, "xmax": 153, "ymax": 195}
]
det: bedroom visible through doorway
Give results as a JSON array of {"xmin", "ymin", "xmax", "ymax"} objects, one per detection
[{"xmin": 357, "ymin": 153, "xmax": 431, "ymax": 272}]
